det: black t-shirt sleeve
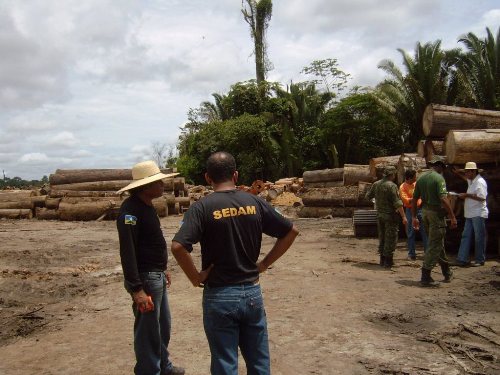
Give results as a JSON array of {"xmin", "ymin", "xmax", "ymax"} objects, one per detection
[
  {"xmin": 260, "ymin": 200, "xmax": 293, "ymax": 238},
  {"xmin": 172, "ymin": 204, "xmax": 204, "ymax": 252},
  {"xmin": 117, "ymin": 211, "xmax": 142, "ymax": 293}
]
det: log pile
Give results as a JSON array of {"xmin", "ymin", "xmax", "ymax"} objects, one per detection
[
  {"xmin": 298, "ymin": 166, "xmax": 374, "ymax": 218},
  {"xmin": 0, "ymin": 190, "xmax": 40, "ymax": 220},
  {"xmin": 418, "ymin": 104, "xmax": 500, "ymax": 253}
]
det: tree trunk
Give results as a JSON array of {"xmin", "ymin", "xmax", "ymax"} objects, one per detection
[
  {"xmin": 0, "ymin": 198, "xmax": 34, "ymax": 210},
  {"xmin": 50, "ymin": 169, "xmax": 132, "ymax": 185},
  {"xmin": 343, "ymin": 164, "xmax": 374, "ymax": 186},
  {"xmin": 163, "ymin": 177, "xmax": 185, "ymax": 192},
  {"xmin": 369, "ymin": 155, "xmax": 401, "ymax": 179},
  {"xmin": 422, "ymin": 104, "xmax": 500, "ymax": 138},
  {"xmin": 60, "ymin": 196, "xmax": 123, "ymax": 204},
  {"xmin": 45, "ymin": 198, "xmax": 62, "ymax": 209},
  {"xmin": 58, "ymin": 201, "xmax": 122, "ymax": 221},
  {"xmin": 31, "ymin": 196, "xmax": 47, "ymax": 207},
  {"xmin": 152, "ymin": 197, "xmax": 167, "ymax": 217},
  {"xmin": 51, "ymin": 180, "xmax": 131, "ymax": 191},
  {"xmin": 396, "ymin": 154, "xmax": 427, "ymax": 185},
  {"xmin": 445, "ymin": 129, "xmax": 500, "ymax": 164},
  {"xmin": 0, "ymin": 191, "xmax": 35, "ymax": 202},
  {"xmin": 48, "ymin": 190, "xmax": 122, "ymax": 198},
  {"xmin": 0, "ymin": 209, "xmax": 33, "ymax": 219},
  {"xmin": 267, "ymin": 187, "xmax": 284, "ymax": 200},
  {"xmin": 424, "ymin": 140, "xmax": 444, "ymax": 162},
  {"xmin": 300, "ymin": 186, "xmax": 359, "ymax": 207},
  {"xmin": 35, "ymin": 208, "xmax": 59, "ymax": 220},
  {"xmin": 417, "ymin": 140, "xmax": 426, "ymax": 157},
  {"xmin": 303, "ymin": 181, "xmax": 344, "ymax": 188},
  {"xmin": 303, "ymin": 168, "xmax": 344, "ymax": 183}
]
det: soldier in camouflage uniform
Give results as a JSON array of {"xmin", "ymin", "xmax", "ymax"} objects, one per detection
[
  {"xmin": 412, "ymin": 156, "xmax": 457, "ymax": 287},
  {"xmin": 365, "ymin": 166, "xmax": 407, "ymax": 268}
]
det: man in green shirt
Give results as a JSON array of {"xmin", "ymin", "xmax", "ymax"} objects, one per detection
[
  {"xmin": 365, "ymin": 166, "xmax": 407, "ymax": 268},
  {"xmin": 412, "ymin": 156, "xmax": 457, "ymax": 287}
]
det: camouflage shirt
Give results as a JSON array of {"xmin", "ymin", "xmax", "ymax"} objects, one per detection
[{"xmin": 365, "ymin": 177, "xmax": 403, "ymax": 215}]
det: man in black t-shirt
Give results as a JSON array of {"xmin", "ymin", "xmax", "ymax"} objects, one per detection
[
  {"xmin": 172, "ymin": 152, "xmax": 299, "ymax": 375},
  {"xmin": 116, "ymin": 160, "xmax": 184, "ymax": 375}
]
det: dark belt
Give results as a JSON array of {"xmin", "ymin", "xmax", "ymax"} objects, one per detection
[{"xmin": 203, "ymin": 278, "xmax": 259, "ymax": 288}]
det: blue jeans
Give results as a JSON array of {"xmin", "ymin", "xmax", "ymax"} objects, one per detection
[
  {"xmin": 457, "ymin": 217, "xmax": 487, "ymax": 264},
  {"xmin": 405, "ymin": 207, "xmax": 428, "ymax": 257},
  {"xmin": 133, "ymin": 272, "xmax": 172, "ymax": 375},
  {"xmin": 203, "ymin": 283, "xmax": 270, "ymax": 375}
]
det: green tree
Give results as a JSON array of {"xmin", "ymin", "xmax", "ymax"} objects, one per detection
[
  {"xmin": 242, "ymin": 0, "xmax": 273, "ymax": 84},
  {"xmin": 301, "ymin": 58, "xmax": 351, "ymax": 98},
  {"xmin": 377, "ymin": 40, "xmax": 460, "ymax": 148},
  {"xmin": 456, "ymin": 26, "xmax": 500, "ymax": 110}
]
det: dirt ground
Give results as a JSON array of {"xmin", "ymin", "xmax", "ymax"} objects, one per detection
[{"xmin": 0, "ymin": 210, "xmax": 499, "ymax": 375}]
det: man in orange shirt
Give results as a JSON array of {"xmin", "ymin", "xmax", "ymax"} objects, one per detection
[{"xmin": 400, "ymin": 169, "xmax": 428, "ymax": 260}]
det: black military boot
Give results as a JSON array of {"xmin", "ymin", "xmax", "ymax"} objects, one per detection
[
  {"xmin": 440, "ymin": 263, "xmax": 453, "ymax": 283},
  {"xmin": 420, "ymin": 268, "xmax": 439, "ymax": 287},
  {"xmin": 384, "ymin": 255, "xmax": 394, "ymax": 268},
  {"xmin": 379, "ymin": 254, "xmax": 385, "ymax": 267}
]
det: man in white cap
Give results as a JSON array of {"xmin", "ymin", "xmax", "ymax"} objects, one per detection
[
  {"xmin": 116, "ymin": 160, "xmax": 184, "ymax": 375},
  {"xmin": 453, "ymin": 161, "xmax": 488, "ymax": 267}
]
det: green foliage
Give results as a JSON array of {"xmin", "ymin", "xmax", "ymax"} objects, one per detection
[
  {"xmin": 177, "ymin": 114, "xmax": 280, "ymax": 184},
  {"xmin": 456, "ymin": 26, "xmax": 500, "ymax": 110},
  {"xmin": 0, "ymin": 175, "xmax": 48, "ymax": 189},
  {"xmin": 301, "ymin": 59, "xmax": 351, "ymax": 98},
  {"xmin": 377, "ymin": 40, "xmax": 460, "ymax": 148},
  {"xmin": 320, "ymin": 91, "xmax": 404, "ymax": 165}
]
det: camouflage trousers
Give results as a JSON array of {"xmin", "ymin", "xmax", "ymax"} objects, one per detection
[
  {"xmin": 377, "ymin": 213, "xmax": 399, "ymax": 257},
  {"xmin": 422, "ymin": 208, "xmax": 449, "ymax": 270}
]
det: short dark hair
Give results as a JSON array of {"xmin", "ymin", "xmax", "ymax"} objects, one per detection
[
  {"xmin": 206, "ymin": 152, "xmax": 236, "ymax": 183},
  {"xmin": 404, "ymin": 169, "xmax": 416, "ymax": 180}
]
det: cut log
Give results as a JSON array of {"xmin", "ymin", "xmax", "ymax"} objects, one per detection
[
  {"xmin": 35, "ymin": 208, "xmax": 59, "ymax": 220},
  {"xmin": 31, "ymin": 195, "xmax": 47, "ymax": 207},
  {"xmin": 60, "ymin": 196, "xmax": 123, "ymax": 204},
  {"xmin": 163, "ymin": 177, "xmax": 185, "ymax": 192},
  {"xmin": 424, "ymin": 140, "xmax": 444, "ymax": 162},
  {"xmin": 0, "ymin": 209, "xmax": 33, "ymax": 219},
  {"xmin": 48, "ymin": 190, "xmax": 121, "ymax": 198},
  {"xmin": 300, "ymin": 186, "xmax": 359, "ymax": 207},
  {"xmin": 58, "ymin": 201, "xmax": 121, "ymax": 221},
  {"xmin": 0, "ymin": 198, "xmax": 34, "ymax": 210},
  {"xmin": 0, "ymin": 191, "xmax": 35, "ymax": 202},
  {"xmin": 303, "ymin": 181, "xmax": 344, "ymax": 188},
  {"xmin": 175, "ymin": 197, "xmax": 191, "ymax": 208},
  {"xmin": 302, "ymin": 168, "xmax": 344, "ymax": 183},
  {"xmin": 51, "ymin": 180, "xmax": 132, "ymax": 191},
  {"xmin": 45, "ymin": 198, "xmax": 62, "ymax": 209},
  {"xmin": 445, "ymin": 129, "xmax": 500, "ymax": 164},
  {"xmin": 417, "ymin": 140, "xmax": 426, "ymax": 157},
  {"xmin": 396, "ymin": 154, "xmax": 427, "ymax": 185},
  {"xmin": 369, "ymin": 155, "xmax": 401, "ymax": 179},
  {"xmin": 152, "ymin": 197, "xmax": 167, "ymax": 217},
  {"xmin": 343, "ymin": 164, "xmax": 374, "ymax": 186},
  {"xmin": 357, "ymin": 182, "xmax": 374, "ymax": 207},
  {"xmin": 267, "ymin": 187, "xmax": 284, "ymax": 200},
  {"xmin": 423, "ymin": 104, "xmax": 500, "ymax": 138},
  {"xmin": 49, "ymin": 169, "xmax": 133, "ymax": 185}
]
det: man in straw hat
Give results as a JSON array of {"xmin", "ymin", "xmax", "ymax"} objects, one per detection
[
  {"xmin": 116, "ymin": 160, "xmax": 184, "ymax": 375},
  {"xmin": 365, "ymin": 165, "xmax": 407, "ymax": 268},
  {"xmin": 452, "ymin": 161, "xmax": 488, "ymax": 267},
  {"xmin": 412, "ymin": 155, "xmax": 457, "ymax": 287},
  {"xmin": 171, "ymin": 151, "xmax": 299, "ymax": 375}
]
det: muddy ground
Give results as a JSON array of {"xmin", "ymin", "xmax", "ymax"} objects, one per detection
[{"xmin": 0, "ymin": 211, "xmax": 499, "ymax": 375}]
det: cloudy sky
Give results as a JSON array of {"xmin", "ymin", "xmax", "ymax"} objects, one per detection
[{"xmin": 1, "ymin": 0, "xmax": 499, "ymax": 180}]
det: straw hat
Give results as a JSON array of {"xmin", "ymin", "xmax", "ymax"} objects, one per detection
[
  {"xmin": 117, "ymin": 160, "xmax": 179, "ymax": 193},
  {"xmin": 461, "ymin": 161, "xmax": 483, "ymax": 173}
]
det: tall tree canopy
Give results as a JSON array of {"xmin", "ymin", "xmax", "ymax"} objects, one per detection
[{"xmin": 242, "ymin": 0, "xmax": 273, "ymax": 84}]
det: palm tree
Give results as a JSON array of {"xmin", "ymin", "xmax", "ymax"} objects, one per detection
[
  {"xmin": 377, "ymin": 40, "xmax": 460, "ymax": 148},
  {"xmin": 242, "ymin": 0, "xmax": 273, "ymax": 84},
  {"xmin": 456, "ymin": 27, "xmax": 500, "ymax": 110}
]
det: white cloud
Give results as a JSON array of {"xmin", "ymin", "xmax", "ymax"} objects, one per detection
[
  {"xmin": 19, "ymin": 152, "xmax": 49, "ymax": 163},
  {"xmin": 0, "ymin": 0, "xmax": 498, "ymax": 179}
]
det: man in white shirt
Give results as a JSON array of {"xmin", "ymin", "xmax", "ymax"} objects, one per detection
[{"xmin": 454, "ymin": 162, "xmax": 489, "ymax": 267}]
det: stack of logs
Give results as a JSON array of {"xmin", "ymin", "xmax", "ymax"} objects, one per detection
[
  {"xmin": 419, "ymin": 104, "xmax": 500, "ymax": 253},
  {"xmin": 0, "ymin": 168, "xmax": 190, "ymax": 221},
  {"xmin": 298, "ymin": 164, "xmax": 375, "ymax": 218}
]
